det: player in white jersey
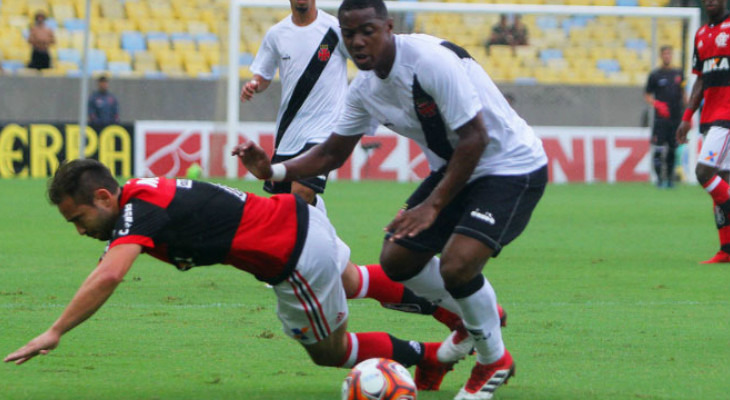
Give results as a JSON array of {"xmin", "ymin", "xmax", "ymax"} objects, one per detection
[
  {"xmin": 241, "ymin": 0, "xmax": 349, "ymax": 207},
  {"xmin": 241, "ymin": 0, "xmax": 490, "ymax": 379},
  {"xmin": 234, "ymin": 1, "xmax": 545, "ymax": 398}
]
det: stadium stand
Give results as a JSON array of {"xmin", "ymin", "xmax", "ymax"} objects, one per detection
[{"xmin": 0, "ymin": 0, "xmax": 683, "ymax": 84}]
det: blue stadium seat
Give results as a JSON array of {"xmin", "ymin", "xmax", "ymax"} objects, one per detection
[
  {"xmin": 195, "ymin": 32, "xmax": 219, "ymax": 43},
  {"xmin": 1, "ymin": 60, "xmax": 25, "ymax": 73},
  {"xmin": 147, "ymin": 31, "xmax": 169, "ymax": 41},
  {"xmin": 64, "ymin": 18, "xmax": 87, "ymax": 32},
  {"xmin": 108, "ymin": 61, "xmax": 132, "ymax": 74},
  {"xmin": 616, "ymin": 0, "xmax": 638, "ymax": 6},
  {"xmin": 539, "ymin": 49, "xmax": 563, "ymax": 62},
  {"xmin": 57, "ymin": 48, "xmax": 81, "ymax": 65},
  {"xmin": 596, "ymin": 59, "xmax": 621, "ymax": 73},
  {"xmin": 121, "ymin": 31, "xmax": 146, "ymax": 53},
  {"xmin": 239, "ymin": 52, "xmax": 254, "ymax": 66},
  {"xmin": 625, "ymin": 38, "xmax": 648, "ymax": 51},
  {"xmin": 44, "ymin": 18, "xmax": 59, "ymax": 31},
  {"xmin": 144, "ymin": 71, "xmax": 168, "ymax": 79},
  {"xmin": 85, "ymin": 49, "xmax": 107, "ymax": 72},
  {"xmin": 536, "ymin": 16, "xmax": 558, "ymax": 30}
]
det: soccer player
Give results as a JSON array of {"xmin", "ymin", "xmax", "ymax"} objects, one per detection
[
  {"xmin": 644, "ymin": 45, "xmax": 685, "ymax": 188},
  {"xmin": 241, "ymin": 0, "xmax": 485, "ymax": 340},
  {"xmin": 676, "ymin": 0, "xmax": 730, "ymax": 264},
  {"xmin": 3, "ymin": 159, "xmax": 452, "ymax": 384},
  {"xmin": 232, "ymin": 0, "xmax": 548, "ymax": 399}
]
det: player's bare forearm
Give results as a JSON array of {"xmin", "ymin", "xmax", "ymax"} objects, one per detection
[
  {"xmin": 387, "ymin": 116, "xmax": 487, "ymax": 240},
  {"xmin": 687, "ymin": 76, "xmax": 704, "ymax": 111},
  {"xmin": 427, "ymin": 116, "xmax": 487, "ymax": 211},
  {"xmin": 4, "ymin": 245, "xmax": 140, "ymax": 365},
  {"xmin": 283, "ymin": 133, "xmax": 362, "ymax": 181}
]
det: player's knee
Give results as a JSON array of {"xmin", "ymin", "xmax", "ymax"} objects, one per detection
[
  {"xmin": 696, "ymin": 164, "xmax": 718, "ymax": 184},
  {"xmin": 440, "ymin": 255, "xmax": 484, "ymax": 290}
]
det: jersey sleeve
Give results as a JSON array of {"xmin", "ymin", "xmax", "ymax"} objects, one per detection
[
  {"xmin": 250, "ymin": 29, "xmax": 279, "ymax": 80},
  {"xmin": 415, "ymin": 50, "xmax": 482, "ymax": 131},
  {"xmin": 645, "ymin": 71, "xmax": 657, "ymax": 94},
  {"xmin": 109, "ymin": 198, "xmax": 169, "ymax": 250},
  {"xmin": 692, "ymin": 31, "xmax": 701, "ymax": 76},
  {"xmin": 334, "ymin": 80, "xmax": 379, "ymax": 136}
]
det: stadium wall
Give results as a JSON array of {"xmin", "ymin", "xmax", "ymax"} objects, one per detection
[{"xmin": 0, "ymin": 76, "xmax": 649, "ymax": 127}]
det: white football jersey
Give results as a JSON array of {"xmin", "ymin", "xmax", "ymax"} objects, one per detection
[
  {"xmin": 250, "ymin": 10, "xmax": 349, "ymax": 155},
  {"xmin": 335, "ymin": 34, "xmax": 547, "ymax": 178}
]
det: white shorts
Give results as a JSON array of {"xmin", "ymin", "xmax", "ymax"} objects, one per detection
[
  {"xmin": 272, "ymin": 206, "xmax": 351, "ymax": 345},
  {"xmin": 698, "ymin": 126, "xmax": 730, "ymax": 170}
]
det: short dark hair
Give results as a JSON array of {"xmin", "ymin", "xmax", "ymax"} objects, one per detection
[
  {"xmin": 48, "ymin": 159, "xmax": 119, "ymax": 205},
  {"xmin": 660, "ymin": 45, "xmax": 672, "ymax": 53},
  {"xmin": 338, "ymin": 0, "xmax": 388, "ymax": 20}
]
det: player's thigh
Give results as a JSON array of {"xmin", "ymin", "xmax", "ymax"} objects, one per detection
[
  {"xmin": 272, "ymin": 208, "xmax": 350, "ymax": 351},
  {"xmin": 453, "ymin": 165, "xmax": 548, "ymax": 257},
  {"xmin": 698, "ymin": 126, "xmax": 730, "ymax": 169}
]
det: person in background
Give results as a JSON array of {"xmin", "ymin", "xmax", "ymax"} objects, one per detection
[
  {"xmin": 27, "ymin": 11, "xmax": 55, "ymax": 70},
  {"xmin": 88, "ymin": 76, "xmax": 120, "ymax": 126},
  {"xmin": 644, "ymin": 45, "xmax": 686, "ymax": 189},
  {"xmin": 509, "ymin": 15, "xmax": 528, "ymax": 46}
]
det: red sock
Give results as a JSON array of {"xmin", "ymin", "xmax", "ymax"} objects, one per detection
[
  {"xmin": 432, "ymin": 307, "xmax": 463, "ymax": 331},
  {"xmin": 339, "ymin": 332, "xmax": 394, "ymax": 367},
  {"xmin": 703, "ymin": 176, "xmax": 730, "ymax": 206},
  {"xmin": 359, "ymin": 264, "xmax": 405, "ymax": 304}
]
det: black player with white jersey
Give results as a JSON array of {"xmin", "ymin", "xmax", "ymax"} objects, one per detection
[
  {"xmin": 233, "ymin": 0, "xmax": 548, "ymax": 399},
  {"xmin": 644, "ymin": 45, "xmax": 686, "ymax": 188},
  {"xmin": 241, "ymin": 0, "xmax": 492, "ymax": 354}
]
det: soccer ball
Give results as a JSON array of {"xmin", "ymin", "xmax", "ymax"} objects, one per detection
[{"xmin": 341, "ymin": 358, "xmax": 417, "ymax": 400}]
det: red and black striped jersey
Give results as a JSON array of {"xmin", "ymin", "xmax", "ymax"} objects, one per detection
[
  {"xmin": 692, "ymin": 14, "xmax": 730, "ymax": 131},
  {"xmin": 108, "ymin": 177, "xmax": 309, "ymax": 284}
]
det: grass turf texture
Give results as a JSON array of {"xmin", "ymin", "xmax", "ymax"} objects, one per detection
[{"xmin": 1, "ymin": 178, "xmax": 729, "ymax": 400}]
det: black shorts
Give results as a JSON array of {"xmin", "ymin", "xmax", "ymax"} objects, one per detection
[
  {"xmin": 264, "ymin": 142, "xmax": 328, "ymax": 195},
  {"xmin": 390, "ymin": 165, "xmax": 548, "ymax": 257},
  {"xmin": 652, "ymin": 119, "xmax": 680, "ymax": 148},
  {"xmin": 28, "ymin": 49, "xmax": 50, "ymax": 70}
]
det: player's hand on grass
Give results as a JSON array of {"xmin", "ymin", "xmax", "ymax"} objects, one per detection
[
  {"xmin": 231, "ymin": 140, "xmax": 273, "ymax": 180},
  {"xmin": 4, "ymin": 330, "xmax": 60, "ymax": 365},
  {"xmin": 676, "ymin": 120, "xmax": 691, "ymax": 144},
  {"xmin": 385, "ymin": 203, "xmax": 438, "ymax": 241}
]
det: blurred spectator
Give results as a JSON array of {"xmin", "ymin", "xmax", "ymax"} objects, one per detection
[
  {"xmin": 486, "ymin": 14, "xmax": 511, "ymax": 51},
  {"xmin": 88, "ymin": 76, "xmax": 120, "ymax": 125},
  {"xmin": 27, "ymin": 11, "xmax": 55, "ymax": 70},
  {"xmin": 510, "ymin": 15, "xmax": 529, "ymax": 46},
  {"xmin": 485, "ymin": 15, "xmax": 528, "ymax": 55}
]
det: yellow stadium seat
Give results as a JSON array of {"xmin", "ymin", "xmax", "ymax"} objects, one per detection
[
  {"xmin": 149, "ymin": 4, "xmax": 173, "ymax": 19},
  {"xmin": 172, "ymin": 39, "xmax": 195, "ymax": 51},
  {"xmin": 147, "ymin": 38, "xmax": 170, "ymax": 52},
  {"xmin": 136, "ymin": 19, "xmax": 163, "ymax": 33},
  {"xmin": 106, "ymin": 48, "xmax": 131, "ymax": 63},
  {"xmin": 162, "ymin": 19, "xmax": 186, "ymax": 34},
  {"xmin": 91, "ymin": 18, "xmax": 112, "ymax": 34},
  {"xmin": 96, "ymin": 32, "xmax": 120, "ymax": 50},
  {"xmin": 125, "ymin": 2, "xmax": 149, "ymax": 20},
  {"xmin": 111, "ymin": 19, "xmax": 137, "ymax": 34},
  {"xmin": 51, "ymin": 4, "xmax": 75, "ymax": 23}
]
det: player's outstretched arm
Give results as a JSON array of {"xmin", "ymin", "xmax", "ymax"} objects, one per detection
[
  {"xmin": 676, "ymin": 75, "xmax": 703, "ymax": 144},
  {"xmin": 4, "ymin": 244, "xmax": 141, "ymax": 365},
  {"xmin": 232, "ymin": 133, "xmax": 362, "ymax": 182},
  {"xmin": 387, "ymin": 115, "xmax": 488, "ymax": 240}
]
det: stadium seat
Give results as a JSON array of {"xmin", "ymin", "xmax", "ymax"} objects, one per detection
[
  {"xmin": 1, "ymin": 60, "xmax": 25, "ymax": 74},
  {"xmin": 56, "ymin": 47, "xmax": 81, "ymax": 65},
  {"xmin": 121, "ymin": 31, "xmax": 146, "ymax": 53},
  {"xmin": 108, "ymin": 60, "xmax": 132, "ymax": 74},
  {"xmin": 64, "ymin": 18, "xmax": 87, "ymax": 32},
  {"xmin": 596, "ymin": 59, "xmax": 621, "ymax": 73},
  {"xmin": 238, "ymin": 52, "xmax": 254, "ymax": 66}
]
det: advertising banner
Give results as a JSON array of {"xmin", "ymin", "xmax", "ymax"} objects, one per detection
[
  {"xmin": 135, "ymin": 121, "xmax": 663, "ymax": 183},
  {"xmin": 0, "ymin": 122, "xmax": 135, "ymax": 178}
]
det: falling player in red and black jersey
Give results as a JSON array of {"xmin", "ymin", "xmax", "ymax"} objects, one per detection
[
  {"xmin": 4, "ymin": 159, "xmax": 455, "ymax": 387},
  {"xmin": 677, "ymin": 0, "xmax": 730, "ymax": 263},
  {"xmin": 644, "ymin": 45, "xmax": 686, "ymax": 189}
]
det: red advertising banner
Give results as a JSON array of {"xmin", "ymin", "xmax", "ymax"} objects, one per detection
[{"xmin": 135, "ymin": 122, "xmax": 661, "ymax": 183}]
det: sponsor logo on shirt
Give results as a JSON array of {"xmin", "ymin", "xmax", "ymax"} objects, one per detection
[
  {"xmin": 415, "ymin": 98, "xmax": 437, "ymax": 118},
  {"xmin": 702, "ymin": 57, "xmax": 730, "ymax": 73},
  {"xmin": 716, "ymin": 32, "xmax": 729, "ymax": 48},
  {"xmin": 292, "ymin": 327, "xmax": 310, "ymax": 341},
  {"xmin": 318, "ymin": 44, "xmax": 331, "ymax": 62},
  {"xmin": 281, "ymin": 54, "xmax": 291, "ymax": 60}
]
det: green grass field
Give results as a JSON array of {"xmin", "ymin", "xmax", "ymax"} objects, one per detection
[{"xmin": 1, "ymin": 178, "xmax": 729, "ymax": 400}]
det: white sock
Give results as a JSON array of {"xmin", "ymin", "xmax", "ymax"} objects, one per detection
[
  {"xmin": 400, "ymin": 256, "xmax": 462, "ymax": 317},
  {"xmin": 314, "ymin": 194, "xmax": 327, "ymax": 216},
  {"xmin": 352, "ymin": 265, "xmax": 369, "ymax": 299},
  {"xmin": 453, "ymin": 276, "xmax": 505, "ymax": 365}
]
